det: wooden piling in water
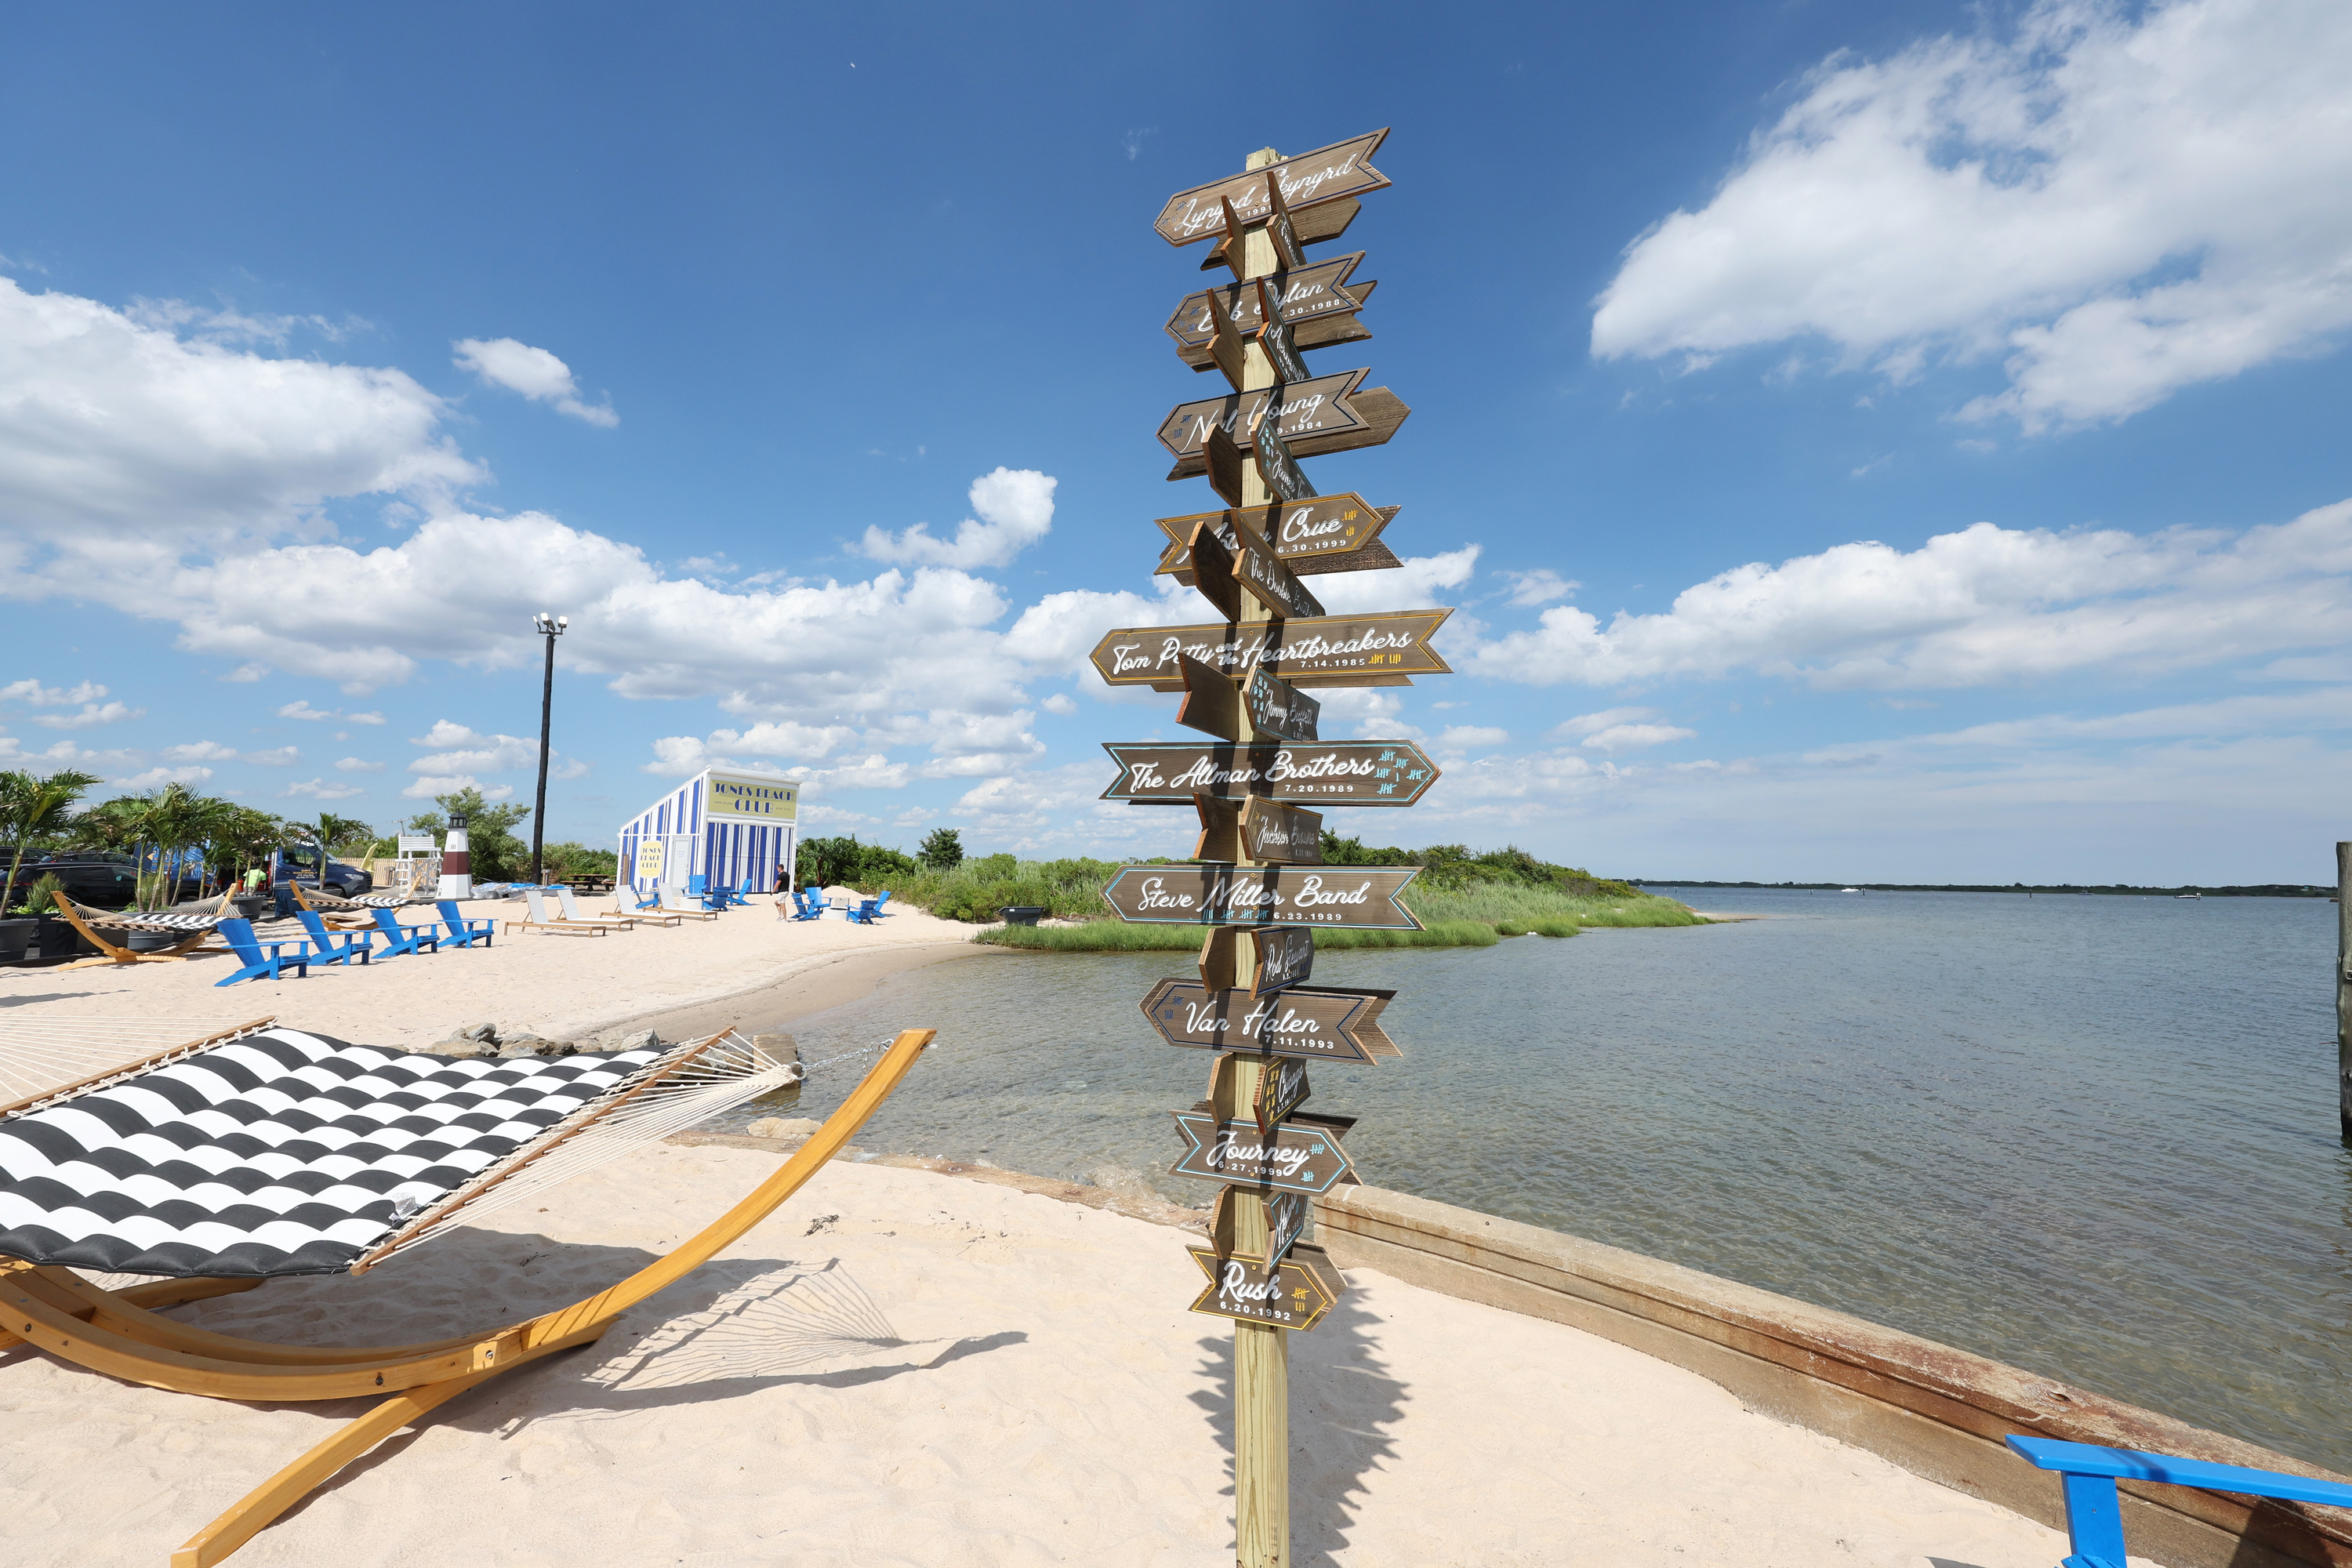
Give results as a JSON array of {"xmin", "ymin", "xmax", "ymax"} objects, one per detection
[{"xmin": 2338, "ymin": 842, "xmax": 2350, "ymax": 1138}]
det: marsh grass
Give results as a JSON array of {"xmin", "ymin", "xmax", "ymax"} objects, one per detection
[{"xmin": 974, "ymin": 916, "xmax": 1505, "ymax": 953}]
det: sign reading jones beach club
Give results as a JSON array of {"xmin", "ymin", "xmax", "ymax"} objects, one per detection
[
  {"xmin": 1101, "ymin": 740, "xmax": 1439, "ymax": 806},
  {"xmin": 704, "ymin": 771, "xmax": 800, "ymax": 822},
  {"xmin": 1102, "ymin": 865, "xmax": 1421, "ymax": 930},
  {"xmin": 1089, "ymin": 611, "xmax": 1452, "ymax": 691}
]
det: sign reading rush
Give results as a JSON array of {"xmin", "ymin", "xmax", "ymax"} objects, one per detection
[{"xmin": 706, "ymin": 771, "xmax": 799, "ymax": 822}]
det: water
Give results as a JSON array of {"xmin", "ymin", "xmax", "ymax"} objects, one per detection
[{"xmin": 724, "ymin": 890, "xmax": 2352, "ymax": 1471}]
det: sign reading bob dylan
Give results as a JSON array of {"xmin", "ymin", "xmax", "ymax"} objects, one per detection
[{"xmin": 706, "ymin": 771, "xmax": 799, "ymax": 822}]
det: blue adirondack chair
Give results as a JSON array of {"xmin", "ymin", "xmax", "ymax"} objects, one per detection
[
  {"xmin": 869, "ymin": 889, "xmax": 893, "ymax": 918},
  {"xmin": 435, "ymin": 899, "xmax": 497, "ymax": 949},
  {"xmin": 2007, "ymin": 1436, "xmax": 2352, "ymax": 1568},
  {"xmin": 789, "ymin": 888, "xmax": 825, "ymax": 920},
  {"xmin": 294, "ymin": 910, "xmax": 372, "ymax": 967},
  {"xmin": 366, "ymin": 906, "xmax": 441, "ymax": 957},
  {"xmin": 846, "ymin": 895, "xmax": 882, "ymax": 925},
  {"xmin": 212, "ymin": 918, "xmax": 310, "ymax": 986}
]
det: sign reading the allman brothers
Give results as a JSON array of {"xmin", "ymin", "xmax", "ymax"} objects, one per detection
[
  {"xmin": 1156, "ymin": 498, "xmax": 1401, "ymax": 577},
  {"xmin": 1102, "ymin": 865, "xmax": 1422, "ymax": 930},
  {"xmin": 1140, "ymin": 978, "xmax": 1400, "ymax": 1063},
  {"xmin": 1089, "ymin": 610, "xmax": 1452, "ymax": 691},
  {"xmin": 1153, "ymin": 129, "xmax": 1391, "ymax": 245},
  {"xmin": 1101, "ymin": 740, "xmax": 1439, "ymax": 806},
  {"xmin": 1186, "ymin": 1242, "xmax": 1346, "ymax": 1331}
]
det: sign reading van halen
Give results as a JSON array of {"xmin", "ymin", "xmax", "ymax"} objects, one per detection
[
  {"xmin": 1139, "ymin": 978, "xmax": 1399, "ymax": 1064},
  {"xmin": 1101, "ymin": 741, "xmax": 1439, "ymax": 807},
  {"xmin": 704, "ymin": 771, "xmax": 800, "ymax": 822},
  {"xmin": 1089, "ymin": 610, "xmax": 1451, "ymax": 690},
  {"xmin": 1102, "ymin": 865, "xmax": 1421, "ymax": 929},
  {"xmin": 1170, "ymin": 1109, "xmax": 1357, "ymax": 1195}
]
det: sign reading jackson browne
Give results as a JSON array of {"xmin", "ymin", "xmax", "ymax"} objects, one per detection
[{"xmin": 703, "ymin": 771, "xmax": 800, "ymax": 822}]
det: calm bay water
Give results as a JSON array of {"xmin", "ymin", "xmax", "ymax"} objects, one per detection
[{"xmin": 725, "ymin": 890, "xmax": 2352, "ymax": 1470}]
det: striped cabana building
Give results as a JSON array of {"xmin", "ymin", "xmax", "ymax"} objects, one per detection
[{"xmin": 618, "ymin": 768, "xmax": 800, "ymax": 901}]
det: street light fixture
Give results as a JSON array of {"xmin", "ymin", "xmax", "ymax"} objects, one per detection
[{"xmin": 529, "ymin": 611, "xmax": 568, "ymax": 887}]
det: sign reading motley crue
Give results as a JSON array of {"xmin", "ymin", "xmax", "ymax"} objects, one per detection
[
  {"xmin": 1102, "ymin": 864, "xmax": 1421, "ymax": 929},
  {"xmin": 704, "ymin": 771, "xmax": 800, "ymax": 822},
  {"xmin": 1155, "ymin": 497, "xmax": 1401, "ymax": 578},
  {"xmin": 1186, "ymin": 1242, "xmax": 1347, "ymax": 1330},
  {"xmin": 1090, "ymin": 610, "xmax": 1451, "ymax": 690},
  {"xmin": 1100, "ymin": 740, "xmax": 1439, "ymax": 805},
  {"xmin": 1152, "ymin": 129, "xmax": 1391, "ymax": 245}
]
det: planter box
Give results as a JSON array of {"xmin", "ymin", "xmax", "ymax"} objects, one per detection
[
  {"xmin": 998, "ymin": 906, "xmax": 1048, "ymax": 926},
  {"xmin": 0, "ymin": 918, "xmax": 33, "ymax": 963}
]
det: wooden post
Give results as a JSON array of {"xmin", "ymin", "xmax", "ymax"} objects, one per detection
[{"xmin": 2338, "ymin": 842, "xmax": 2350, "ymax": 1138}]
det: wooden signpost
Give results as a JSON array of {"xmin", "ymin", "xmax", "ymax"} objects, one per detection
[{"xmin": 1109, "ymin": 137, "xmax": 1442, "ymax": 1568}]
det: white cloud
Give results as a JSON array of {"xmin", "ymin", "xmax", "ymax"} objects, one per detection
[
  {"xmin": 1436, "ymin": 725, "xmax": 1511, "ymax": 751},
  {"xmin": 277, "ymin": 700, "xmax": 339, "ymax": 720},
  {"xmin": 1581, "ymin": 723, "xmax": 1697, "ymax": 753},
  {"xmin": 31, "ymin": 701, "xmax": 142, "ymax": 729},
  {"xmin": 1472, "ymin": 498, "xmax": 2352, "ymax": 690},
  {"xmin": 1502, "ymin": 569, "xmax": 1578, "ymax": 607},
  {"xmin": 111, "ymin": 764, "xmax": 213, "ymax": 789},
  {"xmin": 348, "ymin": 710, "xmax": 385, "ymax": 724},
  {"xmin": 452, "ymin": 337, "xmax": 618, "ymax": 427},
  {"xmin": 1310, "ymin": 546, "xmax": 1482, "ymax": 615},
  {"xmin": 1550, "ymin": 706, "xmax": 1664, "ymax": 740},
  {"xmin": 0, "ymin": 679, "xmax": 107, "ymax": 706},
  {"xmin": 1040, "ymin": 693, "xmax": 1078, "ymax": 716},
  {"xmin": 408, "ymin": 720, "xmax": 584, "ymax": 780},
  {"xmin": 334, "ymin": 757, "xmax": 386, "ymax": 772},
  {"xmin": 856, "ymin": 468, "xmax": 1056, "ymax": 570},
  {"xmin": 401, "ymin": 773, "xmax": 512, "ymax": 801},
  {"xmin": 283, "ymin": 778, "xmax": 367, "ymax": 800},
  {"xmin": 1592, "ymin": 0, "xmax": 2352, "ymax": 430},
  {"xmin": 243, "ymin": 746, "xmax": 301, "ymax": 767}
]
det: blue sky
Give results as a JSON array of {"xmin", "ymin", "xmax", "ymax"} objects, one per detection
[{"xmin": 3, "ymin": 0, "xmax": 2348, "ymax": 882}]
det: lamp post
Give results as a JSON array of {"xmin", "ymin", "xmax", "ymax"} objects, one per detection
[{"xmin": 529, "ymin": 611, "xmax": 568, "ymax": 887}]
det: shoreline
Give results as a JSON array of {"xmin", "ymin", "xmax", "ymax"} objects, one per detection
[{"xmin": 608, "ymin": 938, "xmax": 1007, "ymax": 1041}]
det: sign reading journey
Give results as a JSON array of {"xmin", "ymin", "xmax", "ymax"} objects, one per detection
[
  {"xmin": 1185, "ymin": 1243, "xmax": 1347, "ymax": 1330},
  {"xmin": 1102, "ymin": 864, "xmax": 1422, "ymax": 929},
  {"xmin": 1152, "ymin": 129, "xmax": 1391, "ymax": 245},
  {"xmin": 1099, "ymin": 740, "xmax": 1439, "ymax": 806},
  {"xmin": 1171, "ymin": 1109, "xmax": 1357, "ymax": 1194},
  {"xmin": 1089, "ymin": 609, "xmax": 1453, "ymax": 690},
  {"xmin": 1139, "ymin": 978, "xmax": 1400, "ymax": 1063}
]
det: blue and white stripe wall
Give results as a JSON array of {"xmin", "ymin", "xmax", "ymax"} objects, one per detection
[{"xmin": 618, "ymin": 768, "xmax": 800, "ymax": 896}]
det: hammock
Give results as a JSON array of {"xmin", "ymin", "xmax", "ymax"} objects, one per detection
[{"xmin": 45, "ymin": 891, "xmax": 230, "ymax": 969}]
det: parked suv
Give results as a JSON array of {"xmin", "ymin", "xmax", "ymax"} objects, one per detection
[
  {"xmin": 280, "ymin": 847, "xmax": 373, "ymax": 898},
  {"xmin": 20, "ymin": 854, "xmax": 147, "ymax": 910}
]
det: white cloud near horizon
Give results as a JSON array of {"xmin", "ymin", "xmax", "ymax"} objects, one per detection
[
  {"xmin": 1592, "ymin": 0, "xmax": 2352, "ymax": 430},
  {"xmin": 855, "ymin": 468, "xmax": 1056, "ymax": 570},
  {"xmin": 452, "ymin": 337, "xmax": 618, "ymax": 427}
]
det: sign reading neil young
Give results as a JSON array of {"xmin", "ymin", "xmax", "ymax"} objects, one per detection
[
  {"xmin": 1088, "ymin": 610, "xmax": 1452, "ymax": 691},
  {"xmin": 1186, "ymin": 1243, "xmax": 1345, "ymax": 1331},
  {"xmin": 1156, "ymin": 368, "xmax": 1377, "ymax": 462},
  {"xmin": 1102, "ymin": 865, "xmax": 1422, "ymax": 930},
  {"xmin": 1152, "ymin": 129, "xmax": 1392, "ymax": 245},
  {"xmin": 1100, "ymin": 740, "xmax": 1440, "ymax": 807},
  {"xmin": 705, "ymin": 771, "xmax": 800, "ymax": 822}
]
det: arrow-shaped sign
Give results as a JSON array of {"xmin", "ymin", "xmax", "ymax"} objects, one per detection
[
  {"xmin": 1186, "ymin": 1242, "xmax": 1346, "ymax": 1331},
  {"xmin": 1102, "ymin": 864, "xmax": 1422, "ymax": 930},
  {"xmin": 1171, "ymin": 1108, "xmax": 1357, "ymax": 1193},
  {"xmin": 1186, "ymin": 514, "xmax": 1323, "ymax": 621},
  {"xmin": 1250, "ymin": 405, "xmax": 1316, "ymax": 501},
  {"xmin": 1156, "ymin": 498, "xmax": 1403, "ymax": 579},
  {"xmin": 1101, "ymin": 740, "xmax": 1441, "ymax": 808},
  {"xmin": 1154, "ymin": 129, "xmax": 1392, "ymax": 247},
  {"xmin": 1198, "ymin": 277, "xmax": 1316, "ymax": 393},
  {"xmin": 1210, "ymin": 1186, "xmax": 1313, "ymax": 1269},
  {"xmin": 1198, "ymin": 926, "xmax": 1316, "ymax": 996},
  {"xmin": 1169, "ymin": 384, "xmax": 1410, "ymax": 484},
  {"xmin": 1168, "ymin": 255, "xmax": 1375, "ymax": 370},
  {"xmin": 1157, "ymin": 368, "xmax": 1391, "ymax": 463},
  {"xmin": 1193, "ymin": 795, "xmax": 1323, "ymax": 865},
  {"xmin": 1174, "ymin": 657, "xmax": 1318, "ymax": 748},
  {"xmin": 1089, "ymin": 610, "xmax": 1452, "ymax": 691},
  {"xmin": 1174, "ymin": 653, "xmax": 1246, "ymax": 739},
  {"xmin": 1243, "ymin": 667, "xmax": 1320, "ymax": 742},
  {"xmin": 1139, "ymin": 977, "xmax": 1401, "ymax": 1063}
]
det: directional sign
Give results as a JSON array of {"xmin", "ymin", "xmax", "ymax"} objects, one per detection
[
  {"xmin": 1139, "ymin": 978, "xmax": 1401, "ymax": 1064},
  {"xmin": 1193, "ymin": 795, "xmax": 1322, "ymax": 865},
  {"xmin": 1201, "ymin": 196, "xmax": 1361, "ymax": 272},
  {"xmin": 1187, "ymin": 513, "xmax": 1323, "ymax": 621},
  {"xmin": 1250, "ymin": 406, "xmax": 1316, "ymax": 503},
  {"xmin": 1186, "ymin": 1243, "xmax": 1346, "ymax": 1331},
  {"xmin": 1154, "ymin": 129, "xmax": 1392, "ymax": 246},
  {"xmin": 1100, "ymin": 740, "xmax": 1440, "ymax": 807},
  {"xmin": 1167, "ymin": 384, "xmax": 1408, "ymax": 482},
  {"xmin": 1181, "ymin": 527, "xmax": 1244, "ymax": 623},
  {"xmin": 1102, "ymin": 865, "xmax": 1422, "ymax": 930},
  {"xmin": 1255, "ymin": 278, "xmax": 1313, "ymax": 387},
  {"xmin": 1156, "ymin": 499, "xmax": 1402, "ymax": 579},
  {"xmin": 1157, "ymin": 368, "xmax": 1382, "ymax": 462},
  {"xmin": 1254, "ymin": 1056, "xmax": 1312, "ymax": 1131},
  {"xmin": 1210, "ymin": 1186, "xmax": 1313, "ymax": 1269},
  {"xmin": 1089, "ymin": 610, "xmax": 1452, "ymax": 691},
  {"xmin": 1168, "ymin": 254, "xmax": 1374, "ymax": 367},
  {"xmin": 1175, "ymin": 654, "xmax": 1246, "ymax": 741},
  {"xmin": 1171, "ymin": 1109, "xmax": 1357, "ymax": 1194},
  {"xmin": 1244, "ymin": 666, "xmax": 1319, "ymax": 742},
  {"xmin": 1197, "ymin": 926, "xmax": 1316, "ymax": 996}
]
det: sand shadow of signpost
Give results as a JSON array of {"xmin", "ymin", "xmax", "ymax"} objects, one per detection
[{"xmin": 1189, "ymin": 1280, "xmax": 1406, "ymax": 1566}]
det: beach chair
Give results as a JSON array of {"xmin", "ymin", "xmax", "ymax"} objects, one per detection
[
  {"xmin": 789, "ymin": 887, "xmax": 825, "ymax": 920},
  {"xmin": 846, "ymin": 895, "xmax": 881, "ymax": 925},
  {"xmin": 434, "ymin": 899, "xmax": 497, "ymax": 949},
  {"xmin": 211, "ymin": 918, "xmax": 311, "ymax": 985},
  {"xmin": 686, "ymin": 873, "xmax": 729, "ymax": 910},
  {"xmin": 512, "ymin": 888, "xmax": 608, "ymax": 936},
  {"xmin": 869, "ymin": 889, "xmax": 893, "ymax": 918},
  {"xmin": 644, "ymin": 887, "xmax": 721, "ymax": 923},
  {"xmin": 0, "ymin": 1016, "xmax": 933, "ymax": 1566},
  {"xmin": 560, "ymin": 886, "xmax": 675, "ymax": 930},
  {"xmin": 289, "ymin": 882, "xmax": 374, "ymax": 931},
  {"xmin": 363, "ymin": 907, "xmax": 440, "ymax": 958},
  {"xmin": 45, "ymin": 889, "xmax": 231, "ymax": 970},
  {"xmin": 292, "ymin": 910, "xmax": 372, "ymax": 967},
  {"xmin": 2007, "ymin": 1435, "xmax": 2352, "ymax": 1568}
]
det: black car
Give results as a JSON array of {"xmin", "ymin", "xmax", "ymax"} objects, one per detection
[
  {"xmin": 18, "ymin": 855, "xmax": 149, "ymax": 911},
  {"xmin": 278, "ymin": 846, "xmax": 374, "ymax": 898}
]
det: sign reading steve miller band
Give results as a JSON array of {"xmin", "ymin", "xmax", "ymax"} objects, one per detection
[
  {"xmin": 1100, "ymin": 739, "xmax": 1439, "ymax": 806},
  {"xmin": 1089, "ymin": 610, "xmax": 1451, "ymax": 690},
  {"xmin": 1102, "ymin": 865, "xmax": 1421, "ymax": 929}
]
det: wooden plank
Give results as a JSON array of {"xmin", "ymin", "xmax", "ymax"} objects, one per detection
[
  {"xmin": 1169, "ymin": 254, "xmax": 1371, "ymax": 360},
  {"xmin": 1185, "ymin": 512, "xmax": 1324, "ymax": 622},
  {"xmin": 1102, "ymin": 863, "xmax": 1422, "ymax": 930},
  {"xmin": 1156, "ymin": 368, "xmax": 1384, "ymax": 462},
  {"xmin": 1170, "ymin": 1109, "xmax": 1358, "ymax": 1194},
  {"xmin": 1256, "ymin": 278, "xmax": 1313, "ymax": 387},
  {"xmin": 1211, "ymin": 1185, "xmax": 1312, "ymax": 1265},
  {"xmin": 1181, "ymin": 525, "xmax": 1245, "ymax": 622},
  {"xmin": 1250, "ymin": 403, "xmax": 1316, "ymax": 502},
  {"xmin": 1200, "ymin": 197, "xmax": 1360, "ymax": 271},
  {"xmin": 1139, "ymin": 977, "xmax": 1400, "ymax": 1062},
  {"xmin": 1101, "ymin": 739, "xmax": 1439, "ymax": 806},
  {"xmin": 1167, "ymin": 386, "xmax": 1409, "ymax": 481},
  {"xmin": 1186, "ymin": 1242, "xmax": 1347, "ymax": 1330},
  {"xmin": 1156, "ymin": 498, "xmax": 1400, "ymax": 578},
  {"xmin": 1243, "ymin": 667, "xmax": 1319, "ymax": 742},
  {"xmin": 1192, "ymin": 796, "xmax": 1321, "ymax": 864},
  {"xmin": 1155, "ymin": 130, "xmax": 1391, "ymax": 245},
  {"xmin": 1089, "ymin": 608, "xmax": 1452, "ymax": 690},
  {"xmin": 1174, "ymin": 654, "xmax": 1246, "ymax": 742},
  {"xmin": 1196, "ymin": 925, "xmax": 1316, "ymax": 996}
]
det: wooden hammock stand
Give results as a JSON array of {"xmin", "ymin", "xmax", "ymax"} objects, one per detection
[
  {"xmin": 0, "ymin": 1025, "xmax": 935, "ymax": 1567},
  {"xmin": 46, "ymin": 887, "xmax": 234, "ymax": 970}
]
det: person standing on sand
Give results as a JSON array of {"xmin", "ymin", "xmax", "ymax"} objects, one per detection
[{"xmin": 772, "ymin": 862, "xmax": 792, "ymax": 920}]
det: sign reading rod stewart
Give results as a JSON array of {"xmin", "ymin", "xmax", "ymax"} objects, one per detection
[{"xmin": 1102, "ymin": 864, "xmax": 1421, "ymax": 929}]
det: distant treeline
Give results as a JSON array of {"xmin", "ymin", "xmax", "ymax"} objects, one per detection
[{"xmin": 1632, "ymin": 880, "xmax": 2337, "ymax": 898}]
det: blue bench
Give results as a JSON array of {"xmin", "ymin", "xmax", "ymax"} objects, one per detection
[{"xmin": 2008, "ymin": 1435, "xmax": 2352, "ymax": 1568}]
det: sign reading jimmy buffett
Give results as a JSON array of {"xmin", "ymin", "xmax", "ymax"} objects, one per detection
[
  {"xmin": 1089, "ymin": 610, "xmax": 1451, "ymax": 691},
  {"xmin": 1102, "ymin": 865, "xmax": 1421, "ymax": 930},
  {"xmin": 1171, "ymin": 1109, "xmax": 1357, "ymax": 1195},
  {"xmin": 1101, "ymin": 740, "xmax": 1439, "ymax": 806},
  {"xmin": 1186, "ymin": 1242, "xmax": 1347, "ymax": 1331},
  {"xmin": 1139, "ymin": 978, "xmax": 1399, "ymax": 1063},
  {"xmin": 1153, "ymin": 129, "xmax": 1391, "ymax": 245}
]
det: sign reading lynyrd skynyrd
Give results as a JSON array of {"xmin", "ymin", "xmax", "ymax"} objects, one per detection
[
  {"xmin": 1088, "ymin": 610, "xmax": 1452, "ymax": 691},
  {"xmin": 1199, "ymin": 925, "xmax": 1316, "ymax": 996},
  {"xmin": 1102, "ymin": 864, "xmax": 1422, "ymax": 930},
  {"xmin": 1171, "ymin": 1109, "xmax": 1357, "ymax": 1194},
  {"xmin": 1156, "ymin": 498, "xmax": 1401, "ymax": 578},
  {"xmin": 1168, "ymin": 254, "xmax": 1373, "ymax": 364},
  {"xmin": 1186, "ymin": 1242, "xmax": 1346, "ymax": 1331},
  {"xmin": 1139, "ymin": 977, "xmax": 1400, "ymax": 1064},
  {"xmin": 1156, "ymin": 368, "xmax": 1380, "ymax": 462},
  {"xmin": 1154, "ymin": 129, "xmax": 1391, "ymax": 245},
  {"xmin": 1100, "ymin": 740, "xmax": 1439, "ymax": 806}
]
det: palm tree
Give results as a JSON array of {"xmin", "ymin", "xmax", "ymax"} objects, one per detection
[{"xmin": 1, "ymin": 768, "xmax": 103, "ymax": 914}]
